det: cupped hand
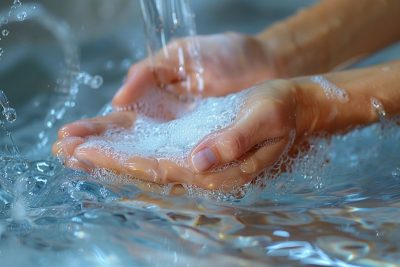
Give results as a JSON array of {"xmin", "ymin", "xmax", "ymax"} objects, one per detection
[
  {"xmin": 112, "ymin": 33, "xmax": 277, "ymax": 109},
  {"xmin": 53, "ymin": 80, "xmax": 299, "ymax": 191}
]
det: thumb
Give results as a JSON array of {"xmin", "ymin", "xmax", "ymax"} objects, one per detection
[{"xmin": 189, "ymin": 98, "xmax": 293, "ymax": 173}]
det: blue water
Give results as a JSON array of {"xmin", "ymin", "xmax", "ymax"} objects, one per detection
[{"xmin": 1, "ymin": 1, "xmax": 400, "ymax": 267}]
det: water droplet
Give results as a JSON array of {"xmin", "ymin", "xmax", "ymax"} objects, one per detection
[
  {"xmin": 17, "ymin": 11, "xmax": 27, "ymax": 21},
  {"xmin": 89, "ymin": 75, "xmax": 103, "ymax": 89},
  {"xmin": 13, "ymin": 0, "xmax": 22, "ymax": 7},
  {"xmin": 392, "ymin": 167, "xmax": 400, "ymax": 180},
  {"xmin": 371, "ymin": 97, "xmax": 386, "ymax": 119},
  {"xmin": 34, "ymin": 161, "xmax": 57, "ymax": 176},
  {"xmin": 3, "ymin": 108, "xmax": 17, "ymax": 123},
  {"xmin": 2, "ymin": 29, "xmax": 9, "ymax": 37}
]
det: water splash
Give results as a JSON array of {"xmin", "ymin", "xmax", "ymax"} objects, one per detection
[
  {"xmin": 0, "ymin": 90, "xmax": 17, "ymax": 123},
  {"xmin": 0, "ymin": 0, "xmax": 24, "ymax": 58},
  {"xmin": 0, "ymin": 1, "xmax": 399, "ymax": 266},
  {"xmin": 0, "ymin": 4, "xmax": 103, "ymax": 151}
]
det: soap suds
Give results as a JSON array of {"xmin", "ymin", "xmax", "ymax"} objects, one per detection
[
  {"xmin": 310, "ymin": 76, "xmax": 349, "ymax": 103},
  {"xmin": 82, "ymin": 89, "xmax": 249, "ymax": 166}
]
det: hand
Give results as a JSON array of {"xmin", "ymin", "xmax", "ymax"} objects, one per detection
[
  {"xmin": 53, "ymin": 80, "xmax": 299, "ymax": 191},
  {"xmin": 112, "ymin": 33, "xmax": 277, "ymax": 109}
]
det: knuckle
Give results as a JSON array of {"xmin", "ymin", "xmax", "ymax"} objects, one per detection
[{"xmin": 222, "ymin": 129, "xmax": 248, "ymax": 160}]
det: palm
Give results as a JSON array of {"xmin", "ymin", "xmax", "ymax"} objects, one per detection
[
  {"xmin": 54, "ymin": 82, "xmax": 296, "ymax": 192},
  {"xmin": 112, "ymin": 33, "xmax": 276, "ymax": 108}
]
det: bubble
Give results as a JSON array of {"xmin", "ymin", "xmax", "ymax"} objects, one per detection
[
  {"xmin": 2, "ymin": 29, "xmax": 9, "ymax": 37},
  {"xmin": 13, "ymin": 0, "xmax": 22, "ymax": 7},
  {"xmin": 3, "ymin": 108, "xmax": 17, "ymax": 123},
  {"xmin": 0, "ymin": 90, "xmax": 17, "ymax": 122},
  {"xmin": 75, "ymin": 72, "xmax": 103, "ymax": 89},
  {"xmin": 310, "ymin": 76, "xmax": 349, "ymax": 103},
  {"xmin": 392, "ymin": 167, "xmax": 400, "ymax": 180},
  {"xmin": 89, "ymin": 75, "xmax": 103, "ymax": 89},
  {"xmin": 83, "ymin": 89, "xmax": 248, "ymax": 166},
  {"xmin": 371, "ymin": 97, "xmax": 386, "ymax": 120},
  {"xmin": 17, "ymin": 11, "xmax": 27, "ymax": 21}
]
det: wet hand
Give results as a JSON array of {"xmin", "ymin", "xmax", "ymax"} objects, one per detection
[
  {"xmin": 53, "ymin": 80, "xmax": 298, "ymax": 191},
  {"xmin": 112, "ymin": 33, "xmax": 277, "ymax": 109}
]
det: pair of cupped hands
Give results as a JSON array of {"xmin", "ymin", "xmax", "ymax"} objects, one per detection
[{"xmin": 52, "ymin": 33, "xmax": 299, "ymax": 191}]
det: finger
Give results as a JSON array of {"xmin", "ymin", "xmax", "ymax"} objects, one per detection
[
  {"xmin": 193, "ymin": 137, "xmax": 289, "ymax": 191},
  {"xmin": 73, "ymin": 142, "xmax": 163, "ymax": 184},
  {"xmin": 58, "ymin": 111, "xmax": 136, "ymax": 139},
  {"xmin": 189, "ymin": 98, "xmax": 289, "ymax": 173},
  {"xmin": 112, "ymin": 62, "xmax": 182, "ymax": 108},
  {"xmin": 74, "ymin": 140, "xmax": 196, "ymax": 185},
  {"xmin": 65, "ymin": 156, "xmax": 93, "ymax": 172},
  {"xmin": 52, "ymin": 137, "xmax": 85, "ymax": 159},
  {"xmin": 164, "ymin": 72, "xmax": 205, "ymax": 98}
]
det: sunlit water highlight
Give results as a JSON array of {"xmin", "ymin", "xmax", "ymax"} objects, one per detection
[{"xmin": 0, "ymin": 2, "xmax": 400, "ymax": 267}]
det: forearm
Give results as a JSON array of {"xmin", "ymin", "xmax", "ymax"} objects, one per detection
[
  {"xmin": 294, "ymin": 61, "xmax": 400, "ymax": 136},
  {"xmin": 257, "ymin": 0, "xmax": 400, "ymax": 77}
]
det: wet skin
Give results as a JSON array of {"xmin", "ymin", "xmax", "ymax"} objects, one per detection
[{"xmin": 53, "ymin": 0, "xmax": 400, "ymax": 191}]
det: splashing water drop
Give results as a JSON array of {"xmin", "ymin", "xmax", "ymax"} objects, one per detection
[
  {"xmin": 90, "ymin": 75, "xmax": 104, "ymax": 89},
  {"xmin": 75, "ymin": 72, "xmax": 103, "ymax": 89},
  {"xmin": 17, "ymin": 11, "xmax": 27, "ymax": 21},
  {"xmin": 2, "ymin": 29, "xmax": 9, "ymax": 37},
  {"xmin": 13, "ymin": 0, "xmax": 22, "ymax": 7},
  {"xmin": 392, "ymin": 167, "xmax": 400, "ymax": 180},
  {"xmin": 0, "ymin": 90, "xmax": 17, "ymax": 123},
  {"xmin": 3, "ymin": 108, "xmax": 17, "ymax": 123}
]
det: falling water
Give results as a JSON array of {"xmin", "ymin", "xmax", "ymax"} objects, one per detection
[{"xmin": 140, "ymin": 0, "xmax": 204, "ymax": 99}]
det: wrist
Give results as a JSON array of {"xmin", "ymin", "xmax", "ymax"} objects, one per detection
[
  {"xmin": 291, "ymin": 78, "xmax": 324, "ymax": 138},
  {"xmin": 255, "ymin": 24, "xmax": 298, "ymax": 78},
  {"xmin": 224, "ymin": 31, "xmax": 279, "ymax": 81}
]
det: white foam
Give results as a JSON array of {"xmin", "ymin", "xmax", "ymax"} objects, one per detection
[
  {"xmin": 83, "ymin": 89, "xmax": 249, "ymax": 166},
  {"xmin": 310, "ymin": 76, "xmax": 349, "ymax": 103}
]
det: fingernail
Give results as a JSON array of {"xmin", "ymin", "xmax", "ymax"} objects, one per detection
[{"xmin": 191, "ymin": 147, "xmax": 217, "ymax": 172}]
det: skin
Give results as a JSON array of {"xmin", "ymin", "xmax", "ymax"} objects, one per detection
[{"xmin": 53, "ymin": 0, "xmax": 400, "ymax": 192}]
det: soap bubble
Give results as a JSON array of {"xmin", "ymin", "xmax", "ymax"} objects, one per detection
[
  {"xmin": 17, "ymin": 11, "xmax": 27, "ymax": 21},
  {"xmin": 392, "ymin": 167, "xmax": 400, "ymax": 180},
  {"xmin": 89, "ymin": 75, "xmax": 103, "ymax": 89},
  {"xmin": 2, "ymin": 29, "xmax": 9, "ymax": 37},
  {"xmin": 3, "ymin": 107, "xmax": 17, "ymax": 123}
]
